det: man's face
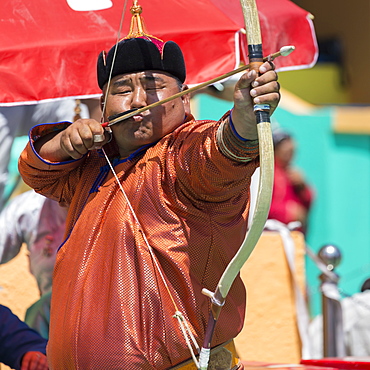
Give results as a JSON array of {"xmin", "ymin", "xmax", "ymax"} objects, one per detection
[{"xmin": 102, "ymin": 70, "xmax": 190, "ymax": 157}]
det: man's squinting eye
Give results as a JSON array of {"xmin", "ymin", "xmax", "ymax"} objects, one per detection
[
  {"xmin": 113, "ymin": 87, "xmax": 132, "ymax": 95},
  {"xmin": 146, "ymin": 87, "xmax": 161, "ymax": 92},
  {"xmin": 145, "ymin": 82, "xmax": 164, "ymax": 91}
]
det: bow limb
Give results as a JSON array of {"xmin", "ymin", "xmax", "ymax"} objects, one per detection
[
  {"xmin": 198, "ymin": 0, "xmax": 274, "ymax": 368},
  {"xmin": 214, "ymin": 0, "xmax": 274, "ymax": 300}
]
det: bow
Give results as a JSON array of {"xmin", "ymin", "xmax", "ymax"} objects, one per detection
[{"xmin": 197, "ymin": 0, "xmax": 274, "ymax": 368}]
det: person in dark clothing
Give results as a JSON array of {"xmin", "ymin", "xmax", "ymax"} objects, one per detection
[{"xmin": 0, "ymin": 304, "xmax": 49, "ymax": 370}]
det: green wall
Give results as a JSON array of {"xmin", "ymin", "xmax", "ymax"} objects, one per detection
[
  {"xmin": 193, "ymin": 93, "xmax": 370, "ymax": 317},
  {"xmin": 278, "ymin": 65, "xmax": 349, "ymax": 105}
]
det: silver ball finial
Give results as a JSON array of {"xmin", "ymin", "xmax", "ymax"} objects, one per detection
[{"xmin": 318, "ymin": 244, "xmax": 342, "ymax": 271}]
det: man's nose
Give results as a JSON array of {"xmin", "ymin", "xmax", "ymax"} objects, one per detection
[{"xmin": 131, "ymin": 86, "xmax": 147, "ymax": 108}]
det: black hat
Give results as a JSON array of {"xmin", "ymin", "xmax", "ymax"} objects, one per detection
[{"xmin": 97, "ymin": 36, "xmax": 186, "ymax": 89}]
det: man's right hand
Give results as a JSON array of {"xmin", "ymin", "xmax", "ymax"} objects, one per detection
[
  {"xmin": 34, "ymin": 119, "xmax": 110, "ymax": 162},
  {"xmin": 59, "ymin": 119, "xmax": 109, "ymax": 159}
]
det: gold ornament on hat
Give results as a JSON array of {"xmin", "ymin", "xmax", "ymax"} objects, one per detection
[{"xmin": 123, "ymin": 1, "xmax": 163, "ymax": 44}]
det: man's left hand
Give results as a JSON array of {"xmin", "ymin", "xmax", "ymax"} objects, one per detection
[{"xmin": 232, "ymin": 61, "xmax": 280, "ymax": 140}]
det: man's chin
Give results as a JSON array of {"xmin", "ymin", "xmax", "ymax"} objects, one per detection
[{"xmin": 131, "ymin": 134, "xmax": 156, "ymax": 148}]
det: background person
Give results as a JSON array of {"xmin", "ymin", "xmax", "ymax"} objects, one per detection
[
  {"xmin": 0, "ymin": 190, "xmax": 67, "ymax": 296},
  {"xmin": 0, "ymin": 190, "xmax": 67, "ymax": 338},
  {"xmin": 268, "ymin": 129, "xmax": 314, "ymax": 233}
]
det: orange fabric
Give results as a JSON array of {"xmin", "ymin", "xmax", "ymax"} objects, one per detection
[{"xmin": 19, "ymin": 116, "xmax": 259, "ymax": 369}]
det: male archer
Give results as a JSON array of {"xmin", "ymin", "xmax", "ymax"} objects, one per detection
[{"xmin": 19, "ymin": 10, "xmax": 280, "ymax": 369}]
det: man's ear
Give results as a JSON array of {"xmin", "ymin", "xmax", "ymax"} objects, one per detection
[{"xmin": 181, "ymin": 85, "xmax": 191, "ymax": 114}]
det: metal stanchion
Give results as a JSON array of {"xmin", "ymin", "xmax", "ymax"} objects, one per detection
[{"xmin": 318, "ymin": 244, "xmax": 346, "ymax": 357}]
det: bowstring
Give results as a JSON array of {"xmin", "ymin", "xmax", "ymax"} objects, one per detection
[
  {"xmin": 97, "ymin": 0, "xmax": 199, "ymax": 360},
  {"xmin": 100, "ymin": 0, "xmax": 127, "ymax": 119}
]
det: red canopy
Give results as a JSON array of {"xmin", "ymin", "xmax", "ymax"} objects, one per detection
[{"xmin": 0, "ymin": 0, "xmax": 318, "ymax": 105}]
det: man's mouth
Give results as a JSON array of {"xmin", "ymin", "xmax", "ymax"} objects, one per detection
[{"xmin": 102, "ymin": 108, "xmax": 140, "ymax": 127}]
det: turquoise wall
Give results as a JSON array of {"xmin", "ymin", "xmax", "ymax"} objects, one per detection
[{"xmin": 193, "ymin": 93, "xmax": 370, "ymax": 317}]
